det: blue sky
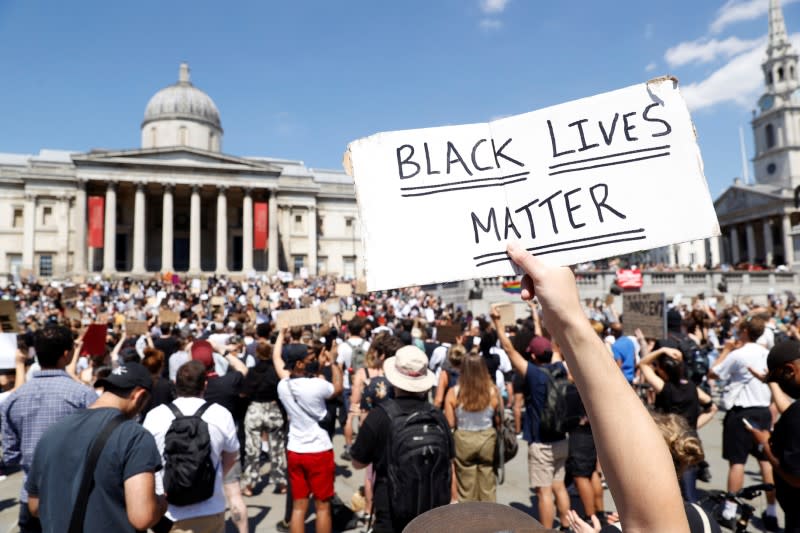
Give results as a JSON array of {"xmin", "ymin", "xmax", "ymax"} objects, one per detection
[{"xmin": 0, "ymin": 0, "xmax": 797, "ymax": 197}]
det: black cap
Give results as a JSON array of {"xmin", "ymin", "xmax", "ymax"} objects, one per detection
[
  {"xmin": 283, "ymin": 343, "xmax": 309, "ymax": 369},
  {"xmin": 95, "ymin": 362, "xmax": 153, "ymax": 392},
  {"xmin": 767, "ymin": 340, "xmax": 800, "ymax": 379}
]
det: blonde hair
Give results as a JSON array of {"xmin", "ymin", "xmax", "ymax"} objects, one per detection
[
  {"xmin": 651, "ymin": 412, "xmax": 704, "ymax": 475},
  {"xmin": 447, "ymin": 344, "xmax": 466, "ymax": 368}
]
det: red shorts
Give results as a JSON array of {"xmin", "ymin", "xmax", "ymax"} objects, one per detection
[{"xmin": 287, "ymin": 450, "xmax": 335, "ymax": 501}]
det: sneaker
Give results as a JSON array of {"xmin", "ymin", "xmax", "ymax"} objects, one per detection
[
  {"xmin": 340, "ymin": 447, "xmax": 352, "ymax": 461},
  {"xmin": 275, "ymin": 519, "xmax": 290, "ymax": 533},
  {"xmin": 761, "ymin": 511, "xmax": 779, "ymax": 532}
]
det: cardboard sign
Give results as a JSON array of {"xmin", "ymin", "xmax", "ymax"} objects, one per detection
[
  {"xmin": 0, "ymin": 333, "xmax": 17, "ymax": 370},
  {"xmin": 276, "ymin": 307, "xmax": 322, "ymax": 328},
  {"xmin": 622, "ymin": 292, "xmax": 666, "ymax": 339},
  {"xmin": 325, "ymin": 298, "xmax": 341, "ymax": 315},
  {"xmin": 494, "ymin": 302, "xmax": 516, "ymax": 328},
  {"xmin": 210, "ymin": 296, "xmax": 225, "ymax": 307},
  {"xmin": 97, "ymin": 313, "xmax": 110, "ymax": 324},
  {"xmin": 356, "ymin": 280, "xmax": 368, "ymax": 295},
  {"xmin": 126, "ymin": 320, "xmax": 149, "ymax": 336},
  {"xmin": 65, "ymin": 308, "xmax": 82, "ymax": 321},
  {"xmin": 436, "ymin": 325, "xmax": 461, "ymax": 344},
  {"xmin": 335, "ymin": 283, "xmax": 353, "ymax": 297},
  {"xmin": 287, "ymin": 288, "xmax": 303, "ymax": 300},
  {"xmin": 277, "ymin": 271, "xmax": 294, "ymax": 283},
  {"xmin": 191, "ymin": 304, "xmax": 205, "ymax": 315},
  {"xmin": 159, "ymin": 310, "xmax": 180, "ymax": 324},
  {"xmin": 82, "ymin": 324, "xmax": 107, "ymax": 356},
  {"xmin": 62, "ymin": 286, "xmax": 79, "ymax": 302},
  {"xmin": 341, "ymin": 310, "xmax": 356, "ymax": 321},
  {"xmin": 0, "ymin": 301, "xmax": 19, "ymax": 333},
  {"xmin": 345, "ymin": 78, "xmax": 719, "ymax": 291}
]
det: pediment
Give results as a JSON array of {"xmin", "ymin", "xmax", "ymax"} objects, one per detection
[
  {"xmin": 72, "ymin": 147, "xmax": 280, "ymax": 174},
  {"xmin": 714, "ymin": 185, "xmax": 784, "ymax": 214}
]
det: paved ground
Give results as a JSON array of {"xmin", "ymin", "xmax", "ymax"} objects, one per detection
[{"xmin": 0, "ymin": 412, "xmax": 785, "ymax": 532}]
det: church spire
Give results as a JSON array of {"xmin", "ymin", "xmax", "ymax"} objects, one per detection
[
  {"xmin": 178, "ymin": 62, "xmax": 191, "ymax": 85},
  {"xmin": 767, "ymin": 0, "xmax": 791, "ymax": 60},
  {"xmin": 761, "ymin": 0, "xmax": 798, "ymax": 95}
]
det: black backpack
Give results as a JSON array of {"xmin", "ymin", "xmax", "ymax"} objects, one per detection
[
  {"xmin": 671, "ymin": 334, "xmax": 709, "ymax": 387},
  {"xmin": 162, "ymin": 402, "xmax": 216, "ymax": 506},
  {"xmin": 379, "ymin": 400, "xmax": 452, "ymax": 523},
  {"xmin": 538, "ymin": 364, "xmax": 571, "ymax": 441}
]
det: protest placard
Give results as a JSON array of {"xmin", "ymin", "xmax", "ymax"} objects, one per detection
[
  {"xmin": 126, "ymin": 320, "xmax": 149, "ymax": 336},
  {"xmin": 210, "ymin": 296, "xmax": 225, "ymax": 307},
  {"xmin": 159, "ymin": 310, "xmax": 180, "ymax": 324},
  {"xmin": 325, "ymin": 298, "xmax": 341, "ymax": 315},
  {"xmin": 277, "ymin": 271, "xmax": 294, "ymax": 283},
  {"xmin": 62, "ymin": 286, "xmax": 79, "ymax": 302},
  {"xmin": 493, "ymin": 302, "xmax": 516, "ymax": 328},
  {"xmin": 0, "ymin": 333, "xmax": 17, "ymax": 370},
  {"xmin": 356, "ymin": 280, "xmax": 368, "ymax": 295},
  {"xmin": 97, "ymin": 313, "xmax": 110, "ymax": 324},
  {"xmin": 341, "ymin": 310, "xmax": 356, "ymax": 321},
  {"xmin": 82, "ymin": 324, "xmax": 107, "ymax": 356},
  {"xmin": 436, "ymin": 325, "xmax": 461, "ymax": 344},
  {"xmin": 335, "ymin": 283, "xmax": 352, "ymax": 297},
  {"xmin": 65, "ymin": 308, "xmax": 82, "ymax": 321},
  {"xmin": 287, "ymin": 288, "xmax": 303, "ymax": 300},
  {"xmin": 345, "ymin": 77, "xmax": 719, "ymax": 291},
  {"xmin": 622, "ymin": 292, "xmax": 666, "ymax": 339},
  {"xmin": 276, "ymin": 307, "xmax": 322, "ymax": 329},
  {"xmin": 0, "ymin": 301, "xmax": 19, "ymax": 333}
]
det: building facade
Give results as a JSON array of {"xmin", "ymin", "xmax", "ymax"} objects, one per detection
[{"xmin": 0, "ymin": 63, "xmax": 363, "ymax": 279}]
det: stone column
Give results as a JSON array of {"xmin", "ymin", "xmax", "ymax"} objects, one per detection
[
  {"xmin": 161, "ymin": 184, "xmax": 174, "ymax": 272},
  {"xmin": 783, "ymin": 214, "xmax": 795, "ymax": 265},
  {"xmin": 102, "ymin": 183, "xmax": 117, "ymax": 275},
  {"xmin": 22, "ymin": 194, "xmax": 36, "ymax": 273},
  {"xmin": 730, "ymin": 226, "xmax": 740, "ymax": 264},
  {"xmin": 189, "ymin": 185, "xmax": 201, "ymax": 273},
  {"xmin": 745, "ymin": 223, "xmax": 756, "ymax": 263},
  {"xmin": 763, "ymin": 219, "xmax": 774, "ymax": 266},
  {"xmin": 74, "ymin": 180, "xmax": 87, "ymax": 274},
  {"xmin": 57, "ymin": 195, "xmax": 70, "ymax": 276},
  {"xmin": 667, "ymin": 244, "xmax": 677, "ymax": 266},
  {"xmin": 268, "ymin": 192, "xmax": 278, "ymax": 273},
  {"xmin": 132, "ymin": 182, "xmax": 146, "ymax": 274},
  {"xmin": 216, "ymin": 186, "xmax": 228, "ymax": 273},
  {"xmin": 709, "ymin": 235, "xmax": 721, "ymax": 267},
  {"xmin": 242, "ymin": 188, "xmax": 254, "ymax": 273},
  {"xmin": 308, "ymin": 206, "xmax": 318, "ymax": 275}
]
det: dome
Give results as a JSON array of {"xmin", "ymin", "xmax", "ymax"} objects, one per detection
[{"xmin": 142, "ymin": 63, "xmax": 222, "ymax": 131}]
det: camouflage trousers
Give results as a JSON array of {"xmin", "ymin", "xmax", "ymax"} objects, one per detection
[{"xmin": 243, "ymin": 400, "xmax": 287, "ymax": 487}]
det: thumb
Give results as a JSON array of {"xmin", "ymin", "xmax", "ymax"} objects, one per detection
[{"xmin": 506, "ymin": 242, "xmax": 543, "ymax": 280}]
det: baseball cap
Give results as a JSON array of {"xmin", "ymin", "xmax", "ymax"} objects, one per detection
[
  {"xmin": 283, "ymin": 343, "xmax": 309, "ymax": 369},
  {"xmin": 95, "ymin": 362, "xmax": 153, "ymax": 392},
  {"xmin": 527, "ymin": 336, "xmax": 552, "ymax": 358},
  {"xmin": 191, "ymin": 340, "xmax": 215, "ymax": 369},
  {"xmin": 767, "ymin": 339, "xmax": 800, "ymax": 379}
]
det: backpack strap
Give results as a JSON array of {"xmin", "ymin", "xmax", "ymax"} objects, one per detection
[
  {"xmin": 167, "ymin": 402, "xmax": 184, "ymax": 419},
  {"xmin": 193, "ymin": 402, "xmax": 212, "ymax": 418},
  {"xmin": 67, "ymin": 414, "xmax": 125, "ymax": 533}
]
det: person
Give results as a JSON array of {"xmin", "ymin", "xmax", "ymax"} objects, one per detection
[
  {"xmin": 433, "ymin": 344, "xmax": 465, "ymax": 409},
  {"xmin": 272, "ymin": 329, "xmax": 343, "ymax": 533},
  {"xmin": 26, "ymin": 363, "xmax": 166, "ymax": 532},
  {"xmin": 504, "ymin": 242, "xmax": 689, "ymax": 532},
  {"xmin": 746, "ymin": 340, "xmax": 800, "ymax": 532},
  {"xmin": 350, "ymin": 345, "xmax": 454, "ymax": 533},
  {"xmin": 708, "ymin": 315, "xmax": 779, "ymax": 530},
  {"xmin": 491, "ymin": 310, "xmax": 570, "ymax": 530},
  {"xmin": 141, "ymin": 347, "xmax": 176, "ymax": 415},
  {"xmin": 609, "ymin": 323, "xmax": 636, "ymax": 384},
  {"xmin": 154, "ymin": 322, "xmax": 181, "ymax": 378},
  {"xmin": 240, "ymin": 340, "xmax": 286, "ymax": 497},
  {"xmin": 443, "ymin": 354, "xmax": 499, "ymax": 502},
  {"xmin": 336, "ymin": 317, "xmax": 369, "ymax": 461},
  {"xmin": 143, "ymin": 360, "xmax": 241, "ymax": 533},
  {"xmin": 1, "ymin": 325, "xmax": 98, "ymax": 533}
]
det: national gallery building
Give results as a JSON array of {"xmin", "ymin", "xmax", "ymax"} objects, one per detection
[{"xmin": 0, "ymin": 63, "xmax": 363, "ymax": 279}]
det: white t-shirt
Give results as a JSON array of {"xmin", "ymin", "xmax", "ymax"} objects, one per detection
[
  {"xmin": 713, "ymin": 342, "xmax": 771, "ymax": 409},
  {"xmin": 493, "ymin": 346, "xmax": 512, "ymax": 390},
  {"xmin": 336, "ymin": 337, "xmax": 370, "ymax": 390},
  {"xmin": 277, "ymin": 377, "xmax": 334, "ymax": 453},
  {"xmin": 143, "ymin": 397, "xmax": 239, "ymax": 521}
]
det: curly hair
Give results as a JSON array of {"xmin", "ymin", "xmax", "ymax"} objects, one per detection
[
  {"xmin": 651, "ymin": 412, "xmax": 704, "ymax": 475},
  {"xmin": 366, "ymin": 332, "xmax": 404, "ymax": 368},
  {"xmin": 141, "ymin": 347, "xmax": 165, "ymax": 375}
]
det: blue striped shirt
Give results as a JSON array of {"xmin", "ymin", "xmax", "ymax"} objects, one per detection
[{"xmin": 1, "ymin": 369, "xmax": 97, "ymax": 501}]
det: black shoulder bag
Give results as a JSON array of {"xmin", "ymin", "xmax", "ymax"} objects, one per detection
[{"xmin": 67, "ymin": 414, "xmax": 125, "ymax": 533}]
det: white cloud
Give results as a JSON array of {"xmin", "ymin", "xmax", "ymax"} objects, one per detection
[
  {"xmin": 645, "ymin": 62, "xmax": 658, "ymax": 72},
  {"xmin": 479, "ymin": 18, "xmax": 503, "ymax": 31},
  {"xmin": 681, "ymin": 33, "xmax": 800, "ymax": 111},
  {"xmin": 665, "ymin": 35, "xmax": 764, "ymax": 67},
  {"xmin": 710, "ymin": 0, "xmax": 799, "ymax": 34},
  {"xmin": 480, "ymin": 0, "xmax": 509, "ymax": 14}
]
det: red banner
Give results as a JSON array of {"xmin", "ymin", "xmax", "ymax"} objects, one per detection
[
  {"xmin": 616, "ymin": 268, "xmax": 643, "ymax": 289},
  {"xmin": 254, "ymin": 202, "xmax": 268, "ymax": 250},
  {"xmin": 88, "ymin": 196, "xmax": 104, "ymax": 248}
]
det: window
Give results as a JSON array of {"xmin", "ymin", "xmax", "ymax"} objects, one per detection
[
  {"xmin": 179, "ymin": 126, "xmax": 188, "ymax": 145},
  {"xmin": 345, "ymin": 217, "xmax": 353, "ymax": 228},
  {"xmin": 766, "ymin": 124, "xmax": 776, "ymax": 149},
  {"xmin": 792, "ymin": 66, "xmax": 796, "ymax": 80},
  {"xmin": 295, "ymin": 214, "xmax": 302, "ymax": 223},
  {"xmin": 12, "ymin": 207, "xmax": 22, "ymax": 228},
  {"xmin": 343, "ymin": 256, "xmax": 356, "ymax": 279},
  {"xmin": 293, "ymin": 255, "xmax": 305, "ymax": 275},
  {"xmin": 42, "ymin": 206, "xmax": 52, "ymax": 226},
  {"xmin": 767, "ymin": 71, "xmax": 774, "ymax": 85},
  {"xmin": 317, "ymin": 256, "xmax": 328, "ymax": 275},
  {"xmin": 768, "ymin": 163, "xmax": 777, "ymax": 175},
  {"xmin": 151, "ymin": 126, "xmax": 157, "ymax": 147},
  {"xmin": 39, "ymin": 255, "xmax": 53, "ymax": 277},
  {"xmin": 778, "ymin": 67, "xmax": 785, "ymax": 81},
  {"xmin": 208, "ymin": 132, "xmax": 216, "ymax": 151},
  {"xmin": 293, "ymin": 213, "xmax": 304, "ymax": 233}
]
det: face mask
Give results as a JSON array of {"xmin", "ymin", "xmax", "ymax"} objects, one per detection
[{"xmin": 305, "ymin": 360, "xmax": 320, "ymax": 376}]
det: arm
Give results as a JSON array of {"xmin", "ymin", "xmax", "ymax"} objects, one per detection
[
  {"xmin": 328, "ymin": 356, "xmax": 343, "ymax": 399},
  {"xmin": 636, "ymin": 347, "xmax": 680, "ymax": 394},
  {"xmin": 66, "ymin": 331, "xmax": 86, "ymax": 380},
  {"xmin": 768, "ymin": 382, "xmax": 794, "ymax": 414},
  {"xmin": 695, "ymin": 387, "xmax": 718, "ymax": 429},
  {"xmin": 123, "ymin": 472, "xmax": 167, "ymax": 529},
  {"xmin": 225, "ymin": 352, "xmax": 248, "ymax": 377},
  {"xmin": 272, "ymin": 329, "xmax": 289, "ymax": 380},
  {"xmin": 748, "ymin": 428, "xmax": 800, "ymax": 488},
  {"xmin": 349, "ymin": 368, "xmax": 366, "ymax": 414},
  {"xmin": 12, "ymin": 350, "xmax": 26, "ymax": 392},
  {"xmin": 529, "ymin": 301, "xmax": 543, "ymax": 337},
  {"xmin": 109, "ymin": 332, "xmax": 127, "ymax": 368},
  {"xmin": 443, "ymin": 387, "xmax": 457, "ymax": 428},
  {"xmin": 708, "ymin": 339, "xmax": 736, "ymax": 380},
  {"xmin": 507, "ymin": 243, "xmax": 688, "ymax": 533},
  {"xmin": 27, "ymin": 496, "xmax": 39, "ymax": 517},
  {"xmin": 433, "ymin": 371, "xmax": 449, "ymax": 409},
  {"xmin": 221, "ymin": 449, "xmax": 239, "ymax": 477},
  {"xmin": 490, "ymin": 306, "xmax": 528, "ymax": 377}
]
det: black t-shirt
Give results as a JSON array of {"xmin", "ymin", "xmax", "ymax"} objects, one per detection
[
  {"xmin": 143, "ymin": 375, "xmax": 176, "ymax": 416},
  {"xmin": 26, "ymin": 407, "xmax": 161, "ymax": 533},
  {"xmin": 654, "ymin": 381, "xmax": 701, "ymax": 429},
  {"xmin": 205, "ymin": 370, "xmax": 244, "ymax": 420},
  {"xmin": 241, "ymin": 360, "xmax": 280, "ymax": 402},
  {"xmin": 771, "ymin": 399, "xmax": 800, "ymax": 513}
]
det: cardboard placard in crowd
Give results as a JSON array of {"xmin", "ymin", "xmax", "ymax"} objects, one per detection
[
  {"xmin": 0, "ymin": 333, "xmax": 17, "ymax": 370},
  {"xmin": 258, "ymin": 300, "xmax": 270, "ymax": 311},
  {"xmin": 276, "ymin": 307, "xmax": 322, "ymax": 329},
  {"xmin": 356, "ymin": 280, "xmax": 368, "ymax": 295},
  {"xmin": 96, "ymin": 313, "xmax": 110, "ymax": 324},
  {"xmin": 159, "ymin": 309, "xmax": 180, "ymax": 324},
  {"xmin": 622, "ymin": 292, "xmax": 666, "ymax": 339},
  {"xmin": 325, "ymin": 298, "xmax": 341, "ymax": 315},
  {"xmin": 0, "ymin": 300, "xmax": 20, "ymax": 333},
  {"xmin": 62, "ymin": 286, "xmax": 79, "ymax": 302},
  {"xmin": 301, "ymin": 295, "xmax": 314, "ymax": 307},
  {"xmin": 210, "ymin": 296, "xmax": 225, "ymax": 307},
  {"xmin": 191, "ymin": 304, "xmax": 205, "ymax": 315},
  {"xmin": 65, "ymin": 308, "xmax": 82, "ymax": 321},
  {"xmin": 494, "ymin": 302, "xmax": 516, "ymax": 327},
  {"xmin": 72, "ymin": 275, "xmax": 86, "ymax": 284},
  {"xmin": 126, "ymin": 320, "xmax": 149, "ymax": 336},
  {"xmin": 345, "ymin": 77, "xmax": 720, "ymax": 291},
  {"xmin": 277, "ymin": 271, "xmax": 294, "ymax": 283},
  {"xmin": 82, "ymin": 324, "xmax": 107, "ymax": 356},
  {"xmin": 287, "ymin": 288, "xmax": 303, "ymax": 300},
  {"xmin": 341, "ymin": 310, "xmax": 356, "ymax": 321},
  {"xmin": 335, "ymin": 283, "xmax": 353, "ymax": 297},
  {"xmin": 436, "ymin": 325, "xmax": 461, "ymax": 344}
]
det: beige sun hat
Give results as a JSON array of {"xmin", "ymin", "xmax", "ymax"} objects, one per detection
[{"xmin": 382, "ymin": 345, "xmax": 436, "ymax": 393}]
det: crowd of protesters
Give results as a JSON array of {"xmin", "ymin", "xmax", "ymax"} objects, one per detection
[{"xmin": 0, "ymin": 256, "xmax": 798, "ymax": 533}]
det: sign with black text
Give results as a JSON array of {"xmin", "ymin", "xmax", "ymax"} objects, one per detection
[
  {"xmin": 345, "ymin": 77, "xmax": 719, "ymax": 291},
  {"xmin": 622, "ymin": 292, "xmax": 666, "ymax": 339}
]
